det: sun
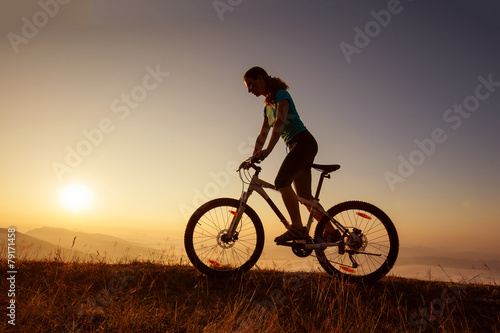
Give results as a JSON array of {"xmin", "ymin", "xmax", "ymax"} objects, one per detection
[{"xmin": 59, "ymin": 183, "xmax": 94, "ymax": 212}]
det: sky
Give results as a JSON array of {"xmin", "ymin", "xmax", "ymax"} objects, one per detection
[{"xmin": 2, "ymin": 0, "xmax": 500, "ymax": 258}]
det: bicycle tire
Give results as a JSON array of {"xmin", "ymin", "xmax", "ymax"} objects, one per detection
[
  {"xmin": 184, "ymin": 198, "xmax": 265, "ymax": 278},
  {"xmin": 314, "ymin": 201, "xmax": 399, "ymax": 282}
]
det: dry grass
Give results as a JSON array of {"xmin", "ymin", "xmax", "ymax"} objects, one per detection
[{"xmin": 1, "ymin": 256, "xmax": 499, "ymax": 333}]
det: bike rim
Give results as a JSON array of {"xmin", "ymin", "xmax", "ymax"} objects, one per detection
[
  {"xmin": 319, "ymin": 207, "xmax": 393, "ymax": 278},
  {"xmin": 192, "ymin": 205, "xmax": 260, "ymax": 273}
]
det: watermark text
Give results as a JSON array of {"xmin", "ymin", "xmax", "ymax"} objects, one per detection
[
  {"xmin": 385, "ymin": 73, "xmax": 499, "ymax": 191},
  {"xmin": 52, "ymin": 64, "xmax": 169, "ymax": 183},
  {"xmin": 7, "ymin": 0, "xmax": 73, "ymax": 54},
  {"xmin": 6, "ymin": 228, "xmax": 17, "ymax": 326}
]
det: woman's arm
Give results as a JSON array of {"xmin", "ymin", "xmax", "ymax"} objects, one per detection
[
  {"xmin": 261, "ymin": 99, "xmax": 289, "ymax": 156},
  {"xmin": 252, "ymin": 117, "xmax": 271, "ymax": 156},
  {"xmin": 252, "ymin": 99, "xmax": 289, "ymax": 160}
]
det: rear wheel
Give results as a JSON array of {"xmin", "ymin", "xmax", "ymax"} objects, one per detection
[
  {"xmin": 184, "ymin": 198, "xmax": 264, "ymax": 278},
  {"xmin": 314, "ymin": 201, "xmax": 399, "ymax": 282}
]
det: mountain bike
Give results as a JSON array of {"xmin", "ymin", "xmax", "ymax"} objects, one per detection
[{"xmin": 184, "ymin": 157, "xmax": 399, "ymax": 282}]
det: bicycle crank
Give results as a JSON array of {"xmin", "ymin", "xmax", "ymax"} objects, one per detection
[
  {"xmin": 291, "ymin": 239, "xmax": 314, "ymax": 258},
  {"xmin": 276, "ymin": 239, "xmax": 314, "ymax": 257}
]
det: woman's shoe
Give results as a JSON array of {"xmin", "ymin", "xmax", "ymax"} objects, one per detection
[{"xmin": 274, "ymin": 226, "xmax": 308, "ymax": 242}]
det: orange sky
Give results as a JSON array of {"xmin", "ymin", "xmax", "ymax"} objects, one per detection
[{"xmin": 2, "ymin": 1, "xmax": 500, "ymax": 257}]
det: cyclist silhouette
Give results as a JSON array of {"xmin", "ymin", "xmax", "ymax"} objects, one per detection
[
  {"xmin": 243, "ymin": 66, "xmax": 321, "ymax": 242},
  {"xmin": 185, "ymin": 77, "xmax": 398, "ymax": 279}
]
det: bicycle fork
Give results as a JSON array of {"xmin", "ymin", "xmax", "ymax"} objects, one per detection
[
  {"xmin": 224, "ymin": 185, "xmax": 264, "ymax": 241},
  {"xmin": 223, "ymin": 192, "xmax": 249, "ymax": 242}
]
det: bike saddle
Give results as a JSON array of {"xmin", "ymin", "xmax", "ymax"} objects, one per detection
[{"xmin": 311, "ymin": 164, "xmax": 341, "ymax": 173}]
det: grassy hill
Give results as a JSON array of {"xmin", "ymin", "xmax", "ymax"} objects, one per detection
[{"xmin": 2, "ymin": 259, "xmax": 499, "ymax": 332}]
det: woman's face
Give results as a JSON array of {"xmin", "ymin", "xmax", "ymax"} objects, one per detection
[{"xmin": 244, "ymin": 76, "xmax": 267, "ymax": 97}]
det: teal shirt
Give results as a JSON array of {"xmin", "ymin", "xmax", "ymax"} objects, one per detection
[{"xmin": 264, "ymin": 89, "xmax": 307, "ymax": 145}]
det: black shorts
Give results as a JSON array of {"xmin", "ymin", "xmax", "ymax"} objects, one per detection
[{"xmin": 275, "ymin": 130, "xmax": 318, "ymax": 191}]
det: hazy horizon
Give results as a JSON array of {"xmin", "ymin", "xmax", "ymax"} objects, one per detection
[{"xmin": 4, "ymin": 225, "xmax": 499, "ymax": 285}]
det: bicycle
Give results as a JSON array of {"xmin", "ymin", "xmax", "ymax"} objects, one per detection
[{"xmin": 184, "ymin": 157, "xmax": 399, "ymax": 282}]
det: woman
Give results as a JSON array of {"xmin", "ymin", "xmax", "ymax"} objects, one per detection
[{"xmin": 243, "ymin": 66, "xmax": 319, "ymax": 242}]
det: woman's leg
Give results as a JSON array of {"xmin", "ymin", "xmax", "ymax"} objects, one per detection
[
  {"xmin": 294, "ymin": 168, "xmax": 337, "ymax": 234},
  {"xmin": 278, "ymin": 186, "xmax": 303, "ymax": 230},
  {"xmin": 293, "ymin": 168, "xmax": 321, "ymax": 219},
  {"xmin": 274, "ymin": 131, "xmax": 318, "ymax": 242}
]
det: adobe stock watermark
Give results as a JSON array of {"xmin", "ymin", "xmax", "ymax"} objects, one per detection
[
  {"xmin": 404, "ymin": 283, "xmax": 467, "ymax": 332},
  {"xmin": 235, "ymin": 272, "xmax": 308, "ymax": 332},
  {"xmin": 178, "ymin": 135, "xmax": 256, "ymax": 220},
  {"xmin": 213, "ymin": 0, "xmax": 243, "ymax": 21},
  {"xmin": 340, "ymin": 0, "xmax": 412, "ymax": 64},
  {"xmin": 7, "ymin": 0, "xmax": 72, "ymax": 54},
  {"xmin": 385, "ymin": 73, "xmax": 499, "ymax": 192},
  {"xmin": 52, "ymin": 64, "xmax": 169, "ymax": 183},
  {"xmin": 64, "ymin": 269, "xmax": 136, "ymax": 332},
  {"xmin": 6, "ymin": 228, "xmax": 17, "ymax": 326}
]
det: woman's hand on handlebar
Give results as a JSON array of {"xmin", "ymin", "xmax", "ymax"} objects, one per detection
[
  {"xmin": 239, "ymin": 150, "xmax": 269, "ymax": 171},
  {"xmin": 252, "ymin": 149, "xmax": 270, "ymax": 162}
]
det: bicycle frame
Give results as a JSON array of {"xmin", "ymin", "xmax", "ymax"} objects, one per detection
[
  {"xmin": 225, "ymin": 164, "xmax": 354, "ymax": 250},
  {"xmin": 185, "ymin": 159, "xmax": 397, "ymax": 280}
]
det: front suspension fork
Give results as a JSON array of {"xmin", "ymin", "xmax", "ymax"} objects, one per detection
[{"xmin": 225, "ymin": 191, "xmax": 250, "ymax": 240}]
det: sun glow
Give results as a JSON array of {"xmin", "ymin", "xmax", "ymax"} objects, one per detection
[{"xmin": 59, "ymin": 183, "xmax": 94, "ymax": 212}]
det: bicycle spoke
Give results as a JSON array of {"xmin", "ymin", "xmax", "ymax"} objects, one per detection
[
  {"xmin": 185, "ymin": 199, "xmax": 264, "ymax": 276},
  {"xmin": 314, "ymin": 201, "xmax": 399, "ymax": 282}
]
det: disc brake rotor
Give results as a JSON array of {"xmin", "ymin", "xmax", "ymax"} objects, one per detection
[
  {"xmin": 346, "ymin": 228, "xmax": 367, "ymax": 252},
  {"xmin": 217, "ymin": 229, "xmax": 236, "ymax": 249}
]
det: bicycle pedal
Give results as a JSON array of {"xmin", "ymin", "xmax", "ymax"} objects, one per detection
[{"xmin": 276, "ymin": 239, "xmax": 307, "ymax": 246}]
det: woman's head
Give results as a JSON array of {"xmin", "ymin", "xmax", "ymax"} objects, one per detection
[
  {"xmin": 243, "ymin": 66, "xmax": 289, "ymax": 105},
  {"xmin": 243, "ymin": 67, "xmax": 269, "ymax": 98},
  {"xmin": 244, "ymin": 66, "xmax": 270, "ymax": 82}
]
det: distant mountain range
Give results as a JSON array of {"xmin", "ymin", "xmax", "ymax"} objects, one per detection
[
  {"xmin": 0, "ymin": 227, "xmax": 174, "ymax": 262},
  {"xmin": 1, "ymin": 228, "xmax": 87, "ymax": 261}
]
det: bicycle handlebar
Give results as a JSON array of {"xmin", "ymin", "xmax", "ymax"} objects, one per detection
[
  {"xmin": 237, "ymin": 159, "xmax": 256, "ymax": 172},
  {"xmin": 237, "ymin": 155, "xmax": 265, "ymax": 172}
]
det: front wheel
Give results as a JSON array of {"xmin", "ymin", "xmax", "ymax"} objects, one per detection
[
  {"xmin": 314, "ymin": 201, "xmax": 399, "ymax": 282},
  {"xmin": 184, "ymin": 198, "xmax": 265, "ymax": 278}
]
